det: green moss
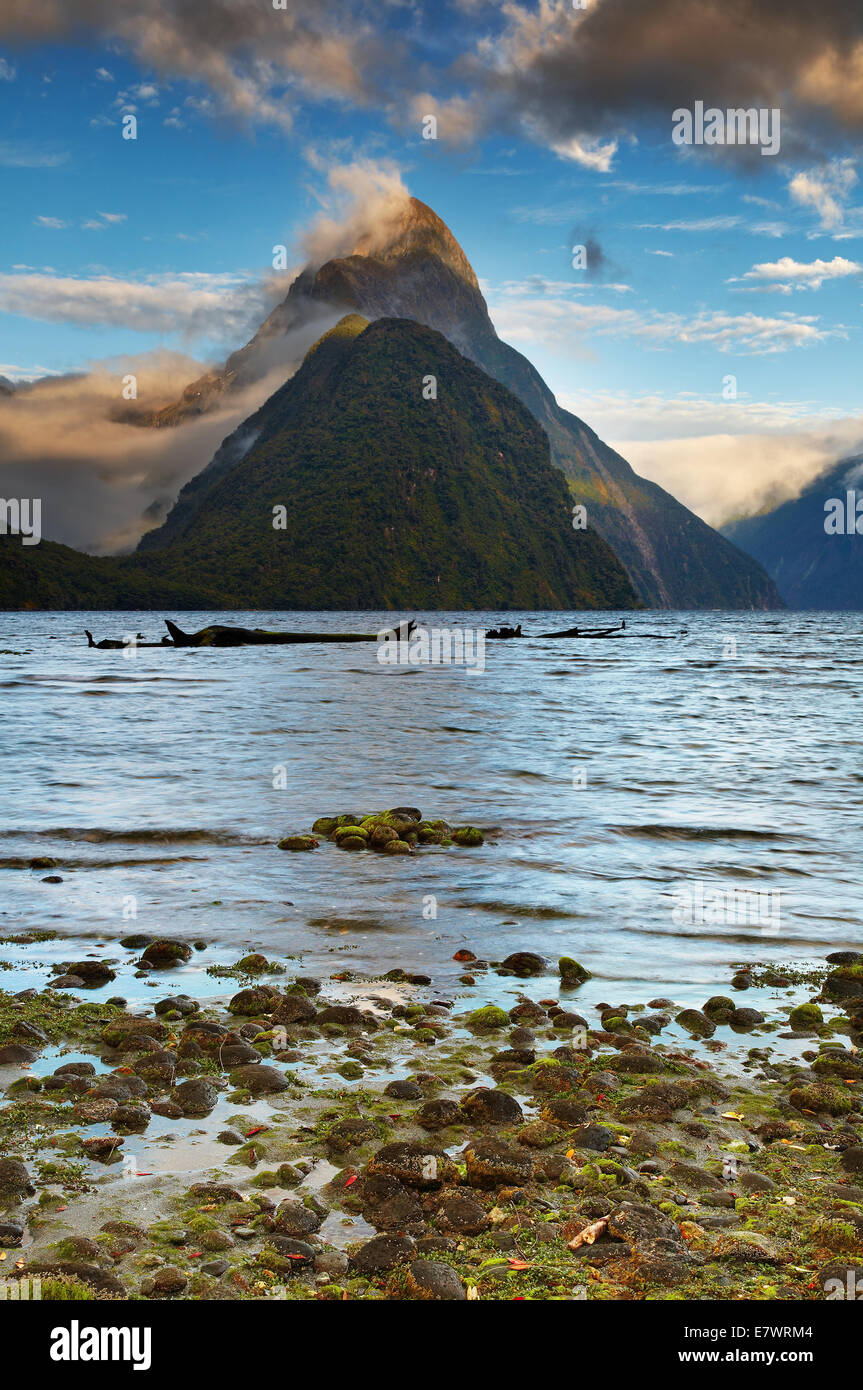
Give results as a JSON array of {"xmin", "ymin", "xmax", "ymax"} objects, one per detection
[
  {"xmin": 452, "ymin": 827, "xmax": 484, "ymax": 847},
  {"xmin": 788, "ymin": 1002, "xmax": 824, "ymax": 1029},
  {"xmin": 558, "ymin": 957, "xmax": 591, "ymax": 985},
  {"xmin": 337, "ymin": 1060, "xmax": 364, "ymax": 1080},
  {"xmin": 789, "ymin": 1081, "xmax": 854, "ymax": 1116},
  {"xmin": 334, "ymin": 824, "xmax": 369, "ymax": 842},
  {"xmin": 466, "ymin": 1005, "xmax": 509, "ymax": 1031}
]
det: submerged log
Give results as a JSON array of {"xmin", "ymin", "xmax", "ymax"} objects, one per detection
[{"xmin": 163, "ymin": 619, "xmax": 414, "ymax": 648}]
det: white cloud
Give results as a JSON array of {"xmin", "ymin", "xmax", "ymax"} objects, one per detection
[
  {"xmin": 487, "ymin": 285, "xmax": 845, "ymax": 356},
  {"xmin": 0, "ymin": 268, "xmax": 292, "ymax": 344},
  {"xmin": 789, "ymin": 158, "xmax": 858, "ymax": 229},
  {"xmin": 638, "ymin": 216, "xmax": 742, "ymax": 232},
  {"xmin": 0, "ymin": 362, "xmax": 61, "ymax": 382},
  {"xmin": 0, "ymin": 57, "xmax": 15, "ymax": 81},
  {"xmin": 95, "ymin": 67, "xmax": 114, "ymax": 82},
  {"xmin": 548, "ymin": 132, "xmax": 618, "ymax": 172},
  {"xmin": 34, "ymin": 215, "xmax": 67, "ymax": 229},
  {"xmin": 555, "ymin": 386, "xmax": 863, "ymax": 524},
  {"xmin": 611, "ymin": 421, "xmax": 863, "ymax": 526},
  {"xmin": 0, "ymin": 141, "xmax": 68, "ymax": 168},
  {"xmin": 730, "ymin": 254, "xmax": 862, "ymax": 292},
  {"xmin": 82, "ymin": 211, "xmax": 128, "ymax": 229},
  {"xmin": 404, "ymin": 93, "xmax": 478, "ymax": 145}
]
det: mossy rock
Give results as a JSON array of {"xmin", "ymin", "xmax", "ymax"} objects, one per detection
[
  {"xmin": 822, "ymin": 965, "xmax": 863, "ymax": 1001},
  {"xmin": 788, "ymin": 1082, "xmax": 854, "ymax": 1116},
  {"xmin": 703, "ymin": 995, "xmax": 736, "ymax": 1022},
  {"xmin": 378, "ymin": 812, "xmax": 421, "ymax": 836},
  {"xmin": 383, "ymin": 840, "xmax": 412, "ymax": 855},
  {"xmin": 337, "ymin": 1060, "xmax": 364, "ymax": 1080},
  {"xmin": 334, "ymin": 824, "xmax": 369, "ymax": 842},
  {"xmin": 370, "ymin": 825, "xmax": 399, "ymax": 849},
  {"xmin": 335, "ymin": 814, "xmax": 364, "ymax": 828},
  {"xmin": 452, "ymin": 826, "xmax": 483, "ymax": 846},
  {"xmin": 312, "ymin": 817, "xmax": 340, "ymax": 835},
  {"xmin": 466, "ymin": 1006, "xmax": 509, "ymax": 1031},
  {"xmin": 338, "ymin": 835, "xmax": 368, "ymax": 852},
  {"xmin": 278, "ymin": 835, "xmax": 319, "ymax": 852},
  {"xmin": 558, "ymin": 957, "xmax": 591, "ymax": 986},
  {"xmin": 789, "ymin": 1002, "xmax": 824, "ymax": 1030},
  {"xmin": 417, "ymin": 826, "xmax": 447, "ymax": 844},
  {"xmin": 140, "ymin": 938, "xmax": 192, "ymax": 968},
  {"xmin": 100, "ymin": 1016, "xmax": 168, "ymax": 1048}
]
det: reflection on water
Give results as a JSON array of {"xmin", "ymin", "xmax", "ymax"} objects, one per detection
[{"xmin": 1, "ymin": 609, "xmax": 861, "ymax": 1001}]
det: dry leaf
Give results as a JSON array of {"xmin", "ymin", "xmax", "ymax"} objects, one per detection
[{"xmin": 721, "ymin": 1111, "xmax": 745, "ymax": 1121}]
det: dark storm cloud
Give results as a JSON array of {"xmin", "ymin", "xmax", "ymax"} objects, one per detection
[
  {"xmin": 466, "ymin": 0, "xmax": 863, "ymax": 159},
  {"xmin": 1, "ymin": 1, "xmax": 862, "ymax": 156}
]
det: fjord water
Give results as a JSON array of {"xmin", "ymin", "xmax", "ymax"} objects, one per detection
[{"xmin": 1, "ymin": 610, "xmax": 861, "ymax": 1011}]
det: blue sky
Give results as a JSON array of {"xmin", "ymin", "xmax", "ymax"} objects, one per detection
[{"xmin": 1, "ymin": 1, "xmax": 862, "ymax": 539}]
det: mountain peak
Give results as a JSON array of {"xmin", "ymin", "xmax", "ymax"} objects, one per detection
[{"xmin": 346, "ymin": 196, "xmax": 480, "ymax": 290}]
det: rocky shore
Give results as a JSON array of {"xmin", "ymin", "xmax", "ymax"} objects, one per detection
[{"xmin": 1, "ymin": 937, "xmax": 862, "ymax": 1302}]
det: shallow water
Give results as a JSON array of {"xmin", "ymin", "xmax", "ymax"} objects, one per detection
[{"xmin": 2, "ymin": 608, "xmax": 861, "ymax": 1010}]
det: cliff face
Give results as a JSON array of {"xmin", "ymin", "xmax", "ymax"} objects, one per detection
[{"xmin": 131, "ymin": 198, "xmax": 781, "ymax": 610}]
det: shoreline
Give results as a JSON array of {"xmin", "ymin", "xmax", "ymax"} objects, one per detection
[{"xmin": 1, "ymin": 935, "xmax": 861, "ymax": 1302}]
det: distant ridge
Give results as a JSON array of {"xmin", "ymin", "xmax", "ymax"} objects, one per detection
[{"xmin": 723, "ymin": 453, "xmax": 863, "ymax": 609}]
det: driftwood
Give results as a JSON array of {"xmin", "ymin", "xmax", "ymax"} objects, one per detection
[
  {"xmin": 84, "ymin": 618, "xmax": 686, "ymax": 649},
  {"xmin": 163, "ymin": 619, "xmax": 407, "ymax": 647}
]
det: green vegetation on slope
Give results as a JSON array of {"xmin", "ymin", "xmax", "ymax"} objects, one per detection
[
  {"xmin": 0, "ymin": 316, "xmax": 638, "ymax": 612},
  {"xmin": 135, "ymin": 316, "xmax": 638, "ymax": 610}
]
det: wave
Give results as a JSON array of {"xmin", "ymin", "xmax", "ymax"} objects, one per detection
[
  {"xmin": 609, "ymin": 824, "xmax": 798, "ymax": 841},
  {"xmin": 0, "ymin": 855, "xmax": 206, "ymax": 869},
  {"xmin": 0, "ymin": 827, "xmax": 271, "ymax": 846}
]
